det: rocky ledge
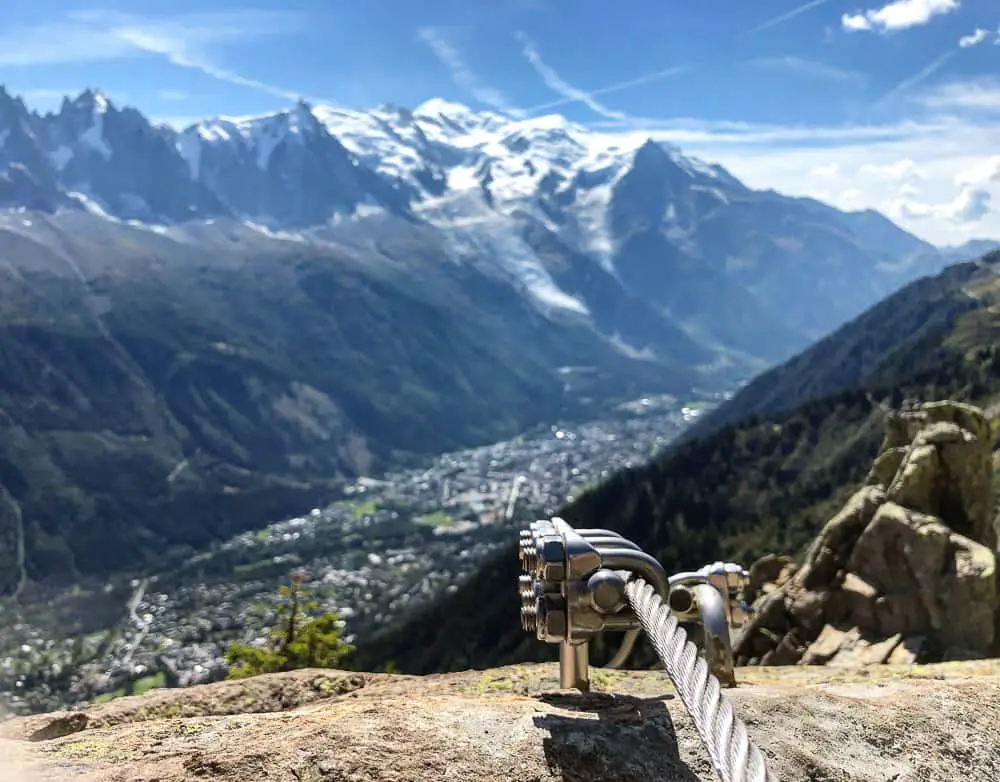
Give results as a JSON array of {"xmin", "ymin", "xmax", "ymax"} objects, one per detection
[
  {"xmin": 736, "ymin": 400, "xmax": 998, "ymax": 667},
  {"xmin": 3, "ymin": 661, "xmax": 1000, "ymax": 781}
]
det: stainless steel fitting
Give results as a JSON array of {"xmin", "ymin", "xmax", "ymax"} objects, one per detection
[
  {"xmin": 668, "ymin": 561, "xmax": 754, "ymax": 630},
  {"xmin": 517, "ymin": 518, "xmax": 752, "ymax": 691}
]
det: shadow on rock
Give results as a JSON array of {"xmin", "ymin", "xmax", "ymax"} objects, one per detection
[{"xmin": 532, "ymin": 692, "xmax": 700, "ymax": 781}]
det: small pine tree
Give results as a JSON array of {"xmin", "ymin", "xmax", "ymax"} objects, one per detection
[{"xmin": 225, "ymin": 571, "xmax": 355, "ymax": 680}]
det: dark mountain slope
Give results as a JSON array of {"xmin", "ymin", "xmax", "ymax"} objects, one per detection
[
  {"xmin": 351, "ymin": 251, "xmax": 1000, "ymax": 674},
  {"xmin": 0, "ymin": 211, "xmax": 706, "ymax": 595},
  {"xmin": 682, "ymin": 254, "xmax": 992, "ymax": 439}
]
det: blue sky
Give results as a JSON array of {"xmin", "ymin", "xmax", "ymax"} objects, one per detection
[{"xmin": 0, "ymin": 1, "xmax": 997, "ymax": 244}]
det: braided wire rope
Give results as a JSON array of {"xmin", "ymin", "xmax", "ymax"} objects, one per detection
[{"xmin": 624, "ymin": 577, "xmax": 779, "ymax": 782}]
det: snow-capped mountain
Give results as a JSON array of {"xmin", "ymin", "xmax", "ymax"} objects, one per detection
[
  {"xmin": 0, "ymin": 86, "xmax": 952, "ymax": 369},
  {"xmin": 0, "ymin": 87, "xmax": 981, "ymax": 594},
  {"xmin": 177, "ymin": 100, "xmax": 412, "ymax": 226}
]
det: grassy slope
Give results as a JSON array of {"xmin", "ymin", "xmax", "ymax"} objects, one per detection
[{"xmin": 351, "ymin": 251, "xmax": 1000, "ymax": 674}]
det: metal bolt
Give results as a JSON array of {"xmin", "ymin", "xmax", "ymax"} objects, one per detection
[
  {"xmin": 587, "ymin": 569, "xmax": 627, "ymax": 614},
  {"xmin": 518, "ymin": 537, "xmax": 539, "ymax": 574},
  {"xmin": 536, "ymin": 594, "xmax": 567, "ymax": 642},
  {"xmin": 519, "ymin": 577, "xmax": 536, "ymax": 608},
  {"xmin": 538, "ymin": 537, "xmax": 566, "ymax": 581},
  {"xmin": 521, "ymin": 604, "xmax": 537, "ymax": 632}
]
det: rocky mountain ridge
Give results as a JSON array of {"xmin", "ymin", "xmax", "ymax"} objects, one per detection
[
  {"xmin": 0, "ymin": 85, "xmax": 979, "ymax": 351},
  {"xmin": 736, "ymin": 400, "xmax": 997, "ymax": 667}
]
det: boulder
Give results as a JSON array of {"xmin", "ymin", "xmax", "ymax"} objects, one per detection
[{"xmin": 735, "ymin": 400, "xmax": 998, "ymax": 667}]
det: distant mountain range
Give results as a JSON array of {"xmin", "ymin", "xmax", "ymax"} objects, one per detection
[
  {"xmin": 2, "ymin": 88, "xmax": 995, "ymax": 355},
  {"xmin": 0, "ymin": 85, "xmax": 996, "ymax": 592}
]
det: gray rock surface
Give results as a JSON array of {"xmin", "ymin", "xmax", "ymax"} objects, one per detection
[
  {"xmin": 3, "ymin": 662, "xmax": 1000, "ymax": 781},
  {"xmin": 736, "ymin": 400, "xmax": 998, "ymax": 667}
]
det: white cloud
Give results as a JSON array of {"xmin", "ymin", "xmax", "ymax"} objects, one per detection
[
  {"xmin": 959, "ymin": 28, "xmax": 990, "ymax": 47},
  {"xmin": 950, "ymin": 188, "xmax": 992, "ymax": 222},
  {"xmin": 810, "ymin": 162, "xmax": 842, "ymax": 178},
  {"xmin": 886, "ymin": 186, "xmax": 992, "ymax": 223},
  {"xmin": 0, "ymin": 11, "xmax": 313, "ymax": 102},
  {"xmin": 417, "ymin": 27, "xmax": 522, "ymax": 116},
  {"xmin": 745, "ymin": 56, "xmax": 866, "ymax": 82},
  {"xmin": 842, "ymin": 0, "xmax": 959, "ymax": 33},
  {"xmin": 917, "ymin": 79, "xmax": 1000, "ymax": 112},
  {"xmin": 742, "ymin": 0, "xmax": 830, "ymax": 37},
  {"xmin": 955, "ymin": 156, "xmax": 1000, "ymax": 187},
  {"xmin": 516, "ymin": 32, "xmax": 628, "ymax": 120},
  {"xmin": 842, "ymin": 15, "xmax": 873, "ymax": 31},
  {"xmin": 590, "ymin": 115, "xmax": 954, "ymax": 145},
  {"xmin": 858, "ymin": 158, "xmax": 921, "ymax": 181},
  {"xmin": 516, "ymin": 33, "xmax": 690, "ymax": 123}
]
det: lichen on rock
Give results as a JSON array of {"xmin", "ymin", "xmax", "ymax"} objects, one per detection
[{"xmin": 735, "ymin": 399, "xmax": 998, "ymax": 668}]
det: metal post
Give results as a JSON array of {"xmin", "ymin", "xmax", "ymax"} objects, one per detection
[
  {"xmin": 693, "ymin": 583, "xmax": 737, "ymax": 687},
  {"xmin": 559, "ymin": 640, "xmax": 590, "ymax": 691},
  {"xmin": 517, "ymin": 520, "xmax": 775, "ymax": 781}
]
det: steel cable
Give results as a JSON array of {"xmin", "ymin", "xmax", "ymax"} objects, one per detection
[{"xmin": 625, "ymin": 577, "xmax": 779, "ymax": 782}]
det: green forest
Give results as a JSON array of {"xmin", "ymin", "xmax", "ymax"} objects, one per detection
[{"xmin": 351, "ymin": 252, "xmax": 1000, "ymax": 674}]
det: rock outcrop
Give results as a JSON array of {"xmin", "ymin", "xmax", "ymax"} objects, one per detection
[
  {"xmin": 3, "ymin": 662, "xmax": 1000, "ymax": 781},
  {"xmin": 735, "ymin": 400, "xmax": 998, "ymax": 668}
]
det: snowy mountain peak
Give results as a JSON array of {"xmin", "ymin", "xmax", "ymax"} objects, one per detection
[
  {"xmin": 413, "ymin": 98, "xmax": 476, "ymax": 119},
  {"xmin": 289, "ymin": 99, "xmax": 323, "ymax": 131},
  {"xmin": 634, "ymin": 137, "xmax": 673, "ymax": 160},
  {"xmin": 190, "ymin": 102, "xmax": 323, "ymax": 146},
  {"xmin": 0, "ymin": 85, "xmax": 958, "ymax": 397},
  {"xmin": 164, "ymin": 97, "xmax": 732, "ymax": 227},
  {"xmin": 180, "ymin": 101, "xmax": 331, "ymax": 176},
  {"xmin": 67, "ymin": 89, "xmax": 111, "ymax": 115},
  {"xmin": 411, "ymin": 98, "xmax": 510, "ymax": 140},
  {"xmin": 47, "ymin": 89, "xmax": 116, "ymax": 166}
]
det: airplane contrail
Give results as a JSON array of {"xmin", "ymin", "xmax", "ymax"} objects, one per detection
[{"xmin": 741, "ymin": 0, "xmax": 829, "ymax": 37}]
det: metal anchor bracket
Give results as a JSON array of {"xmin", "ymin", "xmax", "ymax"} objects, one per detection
[{"xmin": 518, "ymin": 518, "xmax": 752, "ymax": 692}]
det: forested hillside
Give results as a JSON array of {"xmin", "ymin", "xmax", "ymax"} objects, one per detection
[{"xmin": 352, "ymin": 251, "xmax": 1000, "ymax": 674}]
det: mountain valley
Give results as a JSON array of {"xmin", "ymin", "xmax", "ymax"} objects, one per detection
[
  {"xmin": 0, "ymin": 392, "xmax": 717, "ymax": 714},
  {"xmin": 0, "ymin": 86, "xmax": 997, "ymax": 709},
  {"xmin": 355, "ymin": 249, "xmax": 1000, "ymax": 675}
]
